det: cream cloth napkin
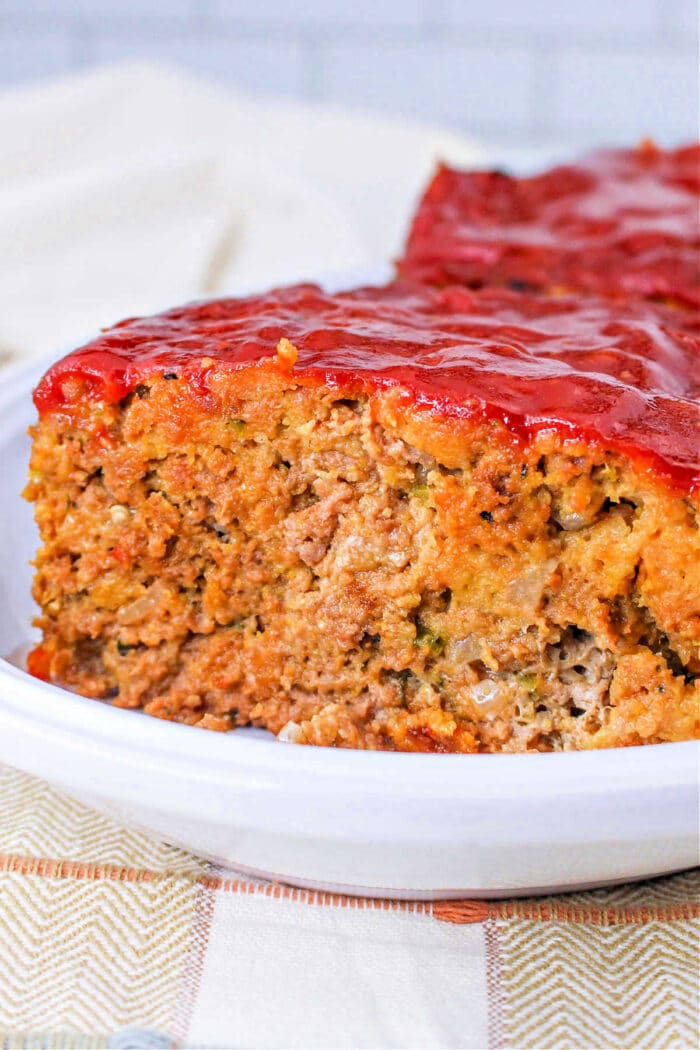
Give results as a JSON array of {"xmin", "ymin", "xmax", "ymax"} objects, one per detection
[
  {"xmin": 0, "ymin": 63, "xmax": 483, "ymax": 363},
  {"xmin": 1, "ymin": 765, "xmax": 698, "ymax": 1049}
]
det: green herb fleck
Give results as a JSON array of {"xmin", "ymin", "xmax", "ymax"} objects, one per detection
[
  {"xmin": 410, "ymin": 483, "xmax": 430, "ymax": 503},
  {"xmin": 415, "ymin": 624, "xmax": 445, "ymax": 656},
  {"xmin": 518, "ymin": 672, "xmax": 538, "ymax": 693}
]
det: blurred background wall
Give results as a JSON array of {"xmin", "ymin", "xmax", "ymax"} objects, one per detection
[{"xmin": 0, "ymin": 0, "xmax": 697, "ymax": 152}]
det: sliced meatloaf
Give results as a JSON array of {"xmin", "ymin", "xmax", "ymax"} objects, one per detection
[
  {"xmin": 398, "ymin": 141, "xmax": 700, "ymax": 316},
  {"xmin": 25, "ymin": 281, "xmax": 699, "ymax": 751}
]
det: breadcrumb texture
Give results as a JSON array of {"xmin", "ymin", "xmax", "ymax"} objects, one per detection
[{"xmin": 26, "ymin": 364, "xmax": 700, "ymax": 752}]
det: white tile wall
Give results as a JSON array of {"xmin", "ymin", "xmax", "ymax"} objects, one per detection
[
  {"xmin": 551, "ymin": 46, "xmax": 698, "ymax": 145},
  {"xmin": 0, "ymin": 29, "xmax": 74, "ymax": 86},
  {"xmin": 320, "ymin": 40, "xmax": 535, "ymax": 134},
  {"xmin": 444, "ymin": 0, "xmax": 660, "ymax": 34},
  {"xmin": 94, "ymin": 28, "xmax": 307, "ymax": 96},
  {"xmin": 208, "ymin": 0, "xmax": 429, "ymax": 27},
  {"xmin": 0, "ymin": 0, "xmax": 696, "ymax": 150},
  {"xmin": 666, "ymin": 0, "xmax": 700, "ymax": 36}
]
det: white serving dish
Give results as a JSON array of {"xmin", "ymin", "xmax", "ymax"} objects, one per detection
[{"xmin": 0, "ymin": 351, "xmax": 698, "ymax": 899}]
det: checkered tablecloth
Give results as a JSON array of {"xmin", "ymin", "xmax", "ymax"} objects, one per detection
[{"xmin": 0, "ymin": 764, "xmax": 697, "ymax": 1050}]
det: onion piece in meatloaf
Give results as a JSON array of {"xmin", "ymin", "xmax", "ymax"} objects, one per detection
[{"xmin": 26, "ymin": 282, "xmax": 700, "ymax": 752}]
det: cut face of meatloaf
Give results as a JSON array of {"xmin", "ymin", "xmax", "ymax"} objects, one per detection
[
  {"xmin": 26, "ymin": 282, "xmax": 700, "ymax": 752},
  {"xmin": 398, "ymin": 141, "xmax": 700, "ymax": 314}
]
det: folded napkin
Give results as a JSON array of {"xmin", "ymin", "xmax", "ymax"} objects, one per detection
[
  {"xmin": 0, "ymin": 765, "xmax": 697, "ymax": 1049},
  {"xmin": 0, "ymin": 63, "xmax": 483, "ymax": 364}
]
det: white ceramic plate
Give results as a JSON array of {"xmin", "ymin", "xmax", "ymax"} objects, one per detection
[{"xmin": 1, "ymin": 351, "xmax": 698, "ymax": 900}]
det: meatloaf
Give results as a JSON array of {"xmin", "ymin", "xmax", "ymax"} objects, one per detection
[
  {"xmin": 26, "ymin": 281, "xmax": 700, "ymax": 752},
  {"xmin": 398, "ymin": 141, "xmax": 700, "ymax": 314}
]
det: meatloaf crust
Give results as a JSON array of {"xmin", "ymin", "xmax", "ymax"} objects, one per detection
[{"xmin": 25, "ymin": 282, "xmax": 700, "ymax": 752}]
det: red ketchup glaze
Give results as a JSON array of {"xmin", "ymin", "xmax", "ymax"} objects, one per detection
[
  {"xmin": 399, "ymin": 142, "xmax": 700, "ymax": 310},
  {"xmin": 34, "ymin": 281, "xmax": 700, "ymax": 494}
]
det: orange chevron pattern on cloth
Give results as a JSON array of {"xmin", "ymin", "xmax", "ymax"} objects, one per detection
[{"xmin": 0, "ymin": 764, "xmax": 698, "ymax": 1050}]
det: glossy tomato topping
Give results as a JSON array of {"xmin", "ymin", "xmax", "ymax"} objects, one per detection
[
  {"xmin": 34, "ymin": 281, "xmax": 700, "ymax": 493},
  {"xmin": 399, "ymin": 142, "xmax": 700, "ymax": 309}
]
